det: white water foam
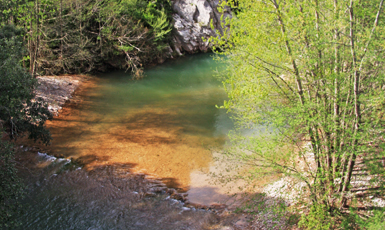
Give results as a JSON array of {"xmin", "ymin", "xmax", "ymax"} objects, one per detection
[
  {"xmin": 37, "ymin": 152, "xmax": 57, "ymax": 162},
  {"xmin": 37, "ymin": 152, "xmax": 72, "ymax": 165},
  {"xmin": 57, "ymin": 158, "xmax": 71, "ymax": 164}
]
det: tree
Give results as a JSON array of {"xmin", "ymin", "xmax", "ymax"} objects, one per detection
[
  {"xmin": 213, "ymin": 0, "xmax": 385, "ymax": 227},
  {"xmin": 0, "ymin": 24, "xmax": 52, "ymax": 228},
  {"xmin": 0, "ymin": 24, "xmax": 52, "ymax": 143},
  {"xmin": 0, "ymin": 24, "xmax": 50, "ymax": 228},
  {"xmin": 0, "ymin": 137, "xmax": 24, "ymax": 229},
  {"xmin": 0, "ymin": 0, "xmax": 31, "ymax": 26},
  {"xmin": 10, "ymin": 0, "xmax": 173, "ymax": 76}
]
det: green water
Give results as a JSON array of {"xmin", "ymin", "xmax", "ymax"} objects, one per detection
[
  {"xmin": 15, "ymin": 53, "xmax": 234, "ymax": 229},
  {"xmin": 95, "ymin": 53, "xmax": 232, "ymax": 138}
]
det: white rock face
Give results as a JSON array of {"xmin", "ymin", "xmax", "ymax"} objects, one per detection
[{"xmin": 171, "ymin": 0, "xmax": 230, "ymax": 55}]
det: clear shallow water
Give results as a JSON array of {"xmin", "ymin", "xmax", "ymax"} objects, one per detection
[
  {"xmin": 15, "ymin": 53, "xmax": 236, "ymax": 229},
  {"xmin": 44, "ymin": 53, "xmax": 233, "ymax": 190}
]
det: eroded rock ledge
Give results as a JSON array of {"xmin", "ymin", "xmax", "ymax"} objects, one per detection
[
  {"xmin": 171, "ymin": 0, "xmax": 231, "ymax": 55},
  {"xmin": 35, "ymin": 75, "xmax": 89, "ymax": 115}
]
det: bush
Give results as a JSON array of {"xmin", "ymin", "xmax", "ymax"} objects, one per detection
[
  {"xmin": 298, "ymin": 203, "xmax": 334, "ymax": 230},
  {"xmin": 363, "ymin": 210, "xmax": 385, "ymax": 230},
  {"xmin": 0, "ymin": 25, "xmax": 52, "ymax": 144},
  {"xmin": 342, "ymin": 209, "xmax": 385, "ymax": 230},
  {"xmin": 0, "ymin": 139, "xmax": 24, "ymax": 228}
]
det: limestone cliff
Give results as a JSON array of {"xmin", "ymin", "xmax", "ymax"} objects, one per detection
[{"xmin": 170, "ymin": 0, "xmax": 230, "ymax": 55}]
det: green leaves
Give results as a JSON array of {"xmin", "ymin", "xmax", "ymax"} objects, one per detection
[
  {"xmin": 118, "ymin": 45, "xmax": 134, "ymax": 52},
  {"xmin": 0, "ymin": 136, "xmax": 24, "ymax": 229},
  {"xmin": 298, "ymin": 203, "xmax": 334, "ymax": 230},
  {"xmin": 0, "ymin": 25, "xmax": 52, "ymax": 144},
  {"xmin": 0, "ymin": 24, "xmax": 52, "ymax": 227},
  {"xmin": 2, "ymin": 0, "xmax": 173, "ymax": 75},
  {"xmin": 212, "ymin": 0, "xmax": 385, "ymax": 227},
  {"xmin": 145, "ymin": 7, "xmax": 172, "ymax": 41}
]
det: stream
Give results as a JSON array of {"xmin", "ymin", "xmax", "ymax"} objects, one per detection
[{"xmin": 15, "ymin": 53, "xmax": 240, "ymax": 229}]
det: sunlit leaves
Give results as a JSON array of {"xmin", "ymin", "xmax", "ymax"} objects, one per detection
[{"xmin": 212, "ymin": 0, "xmax": 385, "ymax": 225}]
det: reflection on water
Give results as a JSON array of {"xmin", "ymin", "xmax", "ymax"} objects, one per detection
[{"xmin": 46, "ymin": 53, "xmax": 233, "ymax": 192}]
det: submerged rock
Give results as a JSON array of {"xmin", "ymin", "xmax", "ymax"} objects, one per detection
[{"xmin": 171, "ymin": 0, "xmax": 231, "ymax": 55}]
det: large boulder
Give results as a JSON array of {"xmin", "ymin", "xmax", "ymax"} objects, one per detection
[{"xmin": 171, "ymin": 0, "xmax": 231, "ymax": 55}]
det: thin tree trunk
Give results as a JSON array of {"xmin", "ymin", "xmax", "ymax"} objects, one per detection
[
  {"xmin": 60, "ymin": 0, "xmax": 63, "ymax": 58},
  {"xmin": 271, "ymin": 0, "xmax": 305, "ymax": 105},
  {"xmin": 341, "ymin": 0, "xmax": 360, "ymax": 207},
  {"xmin": 29, "ymin": 8, "xmax": 34, "ymax": 74},
  {"xmin": 340, "ymin": 0, "xmax": 384, "ymax": 206},
  {"xmin": 333, "ymin": 0, "xmax": 341, "ymax": 182},
  {"xmin": 32, "ymin": 0, "xmax": 40, "ymax": 77},
  {"xmin": 359, "ymin": 0, "xmax": 384, "ymax": 70}
]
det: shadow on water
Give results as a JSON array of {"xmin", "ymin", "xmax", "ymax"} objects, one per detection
[
  {"xmin": 15, "ymin": 149, "xmax": 294, "ymax": 230},
  {"xmin": 14, "ymin": 153, "xmax": 214, "ymax": 229}
]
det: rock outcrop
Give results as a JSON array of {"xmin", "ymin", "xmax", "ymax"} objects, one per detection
[
  {"xmin": 35, "ymin": 75, "xmax": 86, "ymax": 115},
  {"xmin": 171, "ymin": 0, "xmax": 230, "ymax": 55}
]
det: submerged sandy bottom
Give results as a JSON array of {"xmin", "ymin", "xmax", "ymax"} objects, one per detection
[
  {"xmin": 47, "ymin": 103, "xmax": 219, "ymax": 192},
  {"xmin": 40, "ymin": 54, "xmax": 242, "ymax": 205}
]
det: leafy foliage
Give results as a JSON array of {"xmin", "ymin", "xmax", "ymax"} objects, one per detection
[
  {"xmin": 0, "ymin": 24, "xmax": 52, "ymax": 144},
  {"xmin": 361, "ymin": 210, "xmax": 385, "ymax": 230},
  {"xmin": 298, "ymin": 203, "xmax": 334, "ymax": 230},
  {"xmin": 0, "ymin": 0, "xmax": 24, "ymax": 24},
  {"xmin": 212, "ymin": 0, "xmax": 385, "ymax": 228},
  {"xmin": 144, "ymin": 6, "xmax": 172, "ymax": 41},
  {"xmin": 0, "ymin": 139, "xmax": 24, "ymax": 229},
  {"xmin": 0, "ymin": 24, "xmax": 53, "ymax": 228},
  {"xmin": 0, "ymin": 138, "xmax": 23, "ymax": 228},
  {"xmin": 11, "ymin": 0, "xmax": 173, "ymax": 76}
]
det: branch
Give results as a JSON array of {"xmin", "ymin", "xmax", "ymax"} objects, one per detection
[
  {"xmin": 358, "ymin": 0, "xmax": 384, "ymax": 71},
  {"xmin": 239, "ymin": 49, "xmax": 293, "ymax": 73},
  {"xmin": 271, "ymin": 0, "xmax": 305, "ymax": 105},
  {"xmin": 247, "ymin": 61, "xmax": 296, "ymax": 99}
]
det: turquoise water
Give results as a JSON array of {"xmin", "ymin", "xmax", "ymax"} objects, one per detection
[{"xmin": 95, "ymin": 53, "xmax": 232, "ymax": 138}]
